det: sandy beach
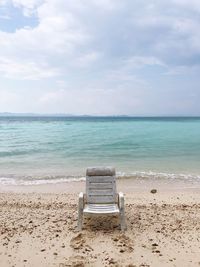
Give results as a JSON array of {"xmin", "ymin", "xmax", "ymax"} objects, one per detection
[{"xmin": 0, "ymin": 179, "xmax": 200, "ymax": 267}]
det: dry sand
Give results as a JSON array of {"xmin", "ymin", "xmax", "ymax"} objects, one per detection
[{"xmin": 0, "ymin": 179, "xmax": 200, "ymax": 267}]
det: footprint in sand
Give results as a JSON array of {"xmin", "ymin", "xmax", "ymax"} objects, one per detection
[
  {"xmin": 70, "ymin": 233, "xmax": 86, "ymax": 250},
  {"xmin": 60, "ymin": 255, "xmax": 85, "ymax": 267},
  {"xmin": 112, "ymin": 234, "xmax": 134, "ymax": 252},
  {"xmin": 70, "ymin": 233, "xmax": 94, "ymax": 253}
]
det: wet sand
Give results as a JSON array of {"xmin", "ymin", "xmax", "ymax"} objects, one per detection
[{"xmin": 0, "ymin": 179, "xmax": 200, "ymax": 267}]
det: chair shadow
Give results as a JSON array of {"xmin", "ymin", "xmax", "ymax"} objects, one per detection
[{"xmin": 83, "ymin": 215, "xmax": 120, "ymax": 232}]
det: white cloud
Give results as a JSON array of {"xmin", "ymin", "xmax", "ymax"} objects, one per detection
[
  {"xmin": 12, "ymin": 0, "xmax": 42, "ymax": 8},
  {"xmin": 11, "ymin": 0, "xmax": 42, "ymax": 16},
  {"xmin": 1, "ymin": 0, "xmax": 200, "ymax": 81},
  {"xmin": 123, "ymin": 56, "xmax": 165, "ymax": 69},
  {"xmin": 73, "ymin": 51, "xmax": 101, "ymax": 67},
  {"xmin": 0, "ymin": 0, "xmax": 89, "ymax": 79},
  {"xmin": 129, "ymin": 1, "xmax": 200, "ymax": 61},
  {"xmin": 172, "ymin": 0, "xmax": 200, "ymax": 12},
  {"xmin": 0, "ymin": 57, "xmax": 60, "ymax": 80},
  {"xmin": 91, "ymin": 0, "xmax": 121, "ymax": 10},
  {"xmin": 164, "ymin": 64, "xmax": 200, "ymax": 76},
  {"xmin": 0, "ymin": 0, "xmax": 200, "ymax": 115},
  {"xmin": 0, "ymin": 0, "xmax": 9, "ymax": 6},
  {"xmin": 104, "ymin": 56, "xmax": 165, "ymax": 84}
]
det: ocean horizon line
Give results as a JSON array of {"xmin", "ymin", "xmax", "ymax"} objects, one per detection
[{"xmin": 0, "ymin": 112, "xmax": 200, "ymax": 118}]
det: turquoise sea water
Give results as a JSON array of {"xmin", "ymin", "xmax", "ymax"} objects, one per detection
[{"xmin": 0, "ymin": 116, "xmax": 200, "ymax": 185}]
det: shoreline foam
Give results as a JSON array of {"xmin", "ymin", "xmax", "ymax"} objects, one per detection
[{"xmin": 1, "ymin": 170, "xmax": 200, "ymax": 186}]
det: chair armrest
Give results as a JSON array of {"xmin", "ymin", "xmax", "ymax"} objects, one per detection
[{"xmin": 118, "ymin": 192, "xmax": 125, "ymax": 210}]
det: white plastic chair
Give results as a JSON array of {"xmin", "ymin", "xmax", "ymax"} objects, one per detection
[{"xmin": 78, "ymin": 167, "xmax": 126, "ymax": 231}]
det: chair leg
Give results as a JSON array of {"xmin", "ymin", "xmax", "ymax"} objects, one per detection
[
  {"xmin": 78, "ymin": 208, "xmax": 83, "ymax": 231},
  {"xmin": 118, "ymin": 192, "xmax": 126, "ymax": 231},
  {"xmin": 120, "ymin": 208, "xmax": 126, "ymax": 231},
  {"xmin": 78, "ymin": 192, "xmax": 84, "ymax": 231}
]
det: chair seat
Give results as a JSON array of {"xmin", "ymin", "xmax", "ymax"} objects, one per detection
[{"xmin": 83, "ymin": 203, "xmax": 119, "ymax": 214}]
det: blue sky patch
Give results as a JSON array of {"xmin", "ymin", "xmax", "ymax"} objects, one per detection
[{"xmin": 0, "ymin": 3, "xmax": 38, "ymax": 32}]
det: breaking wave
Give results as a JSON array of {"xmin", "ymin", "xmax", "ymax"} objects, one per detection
[{"xmin": 0, "ymin": 171, "xmax": 200, "ymax": 186}]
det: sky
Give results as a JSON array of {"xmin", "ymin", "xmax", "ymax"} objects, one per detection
[{"xmin": 0, "ymin": 0, "xmax": 200, "ymax": 116}]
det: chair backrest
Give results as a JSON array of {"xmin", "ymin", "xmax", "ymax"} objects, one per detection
[{"xmin": 86, "ymin": 167, "xmax": 117, "ymax": 204}]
